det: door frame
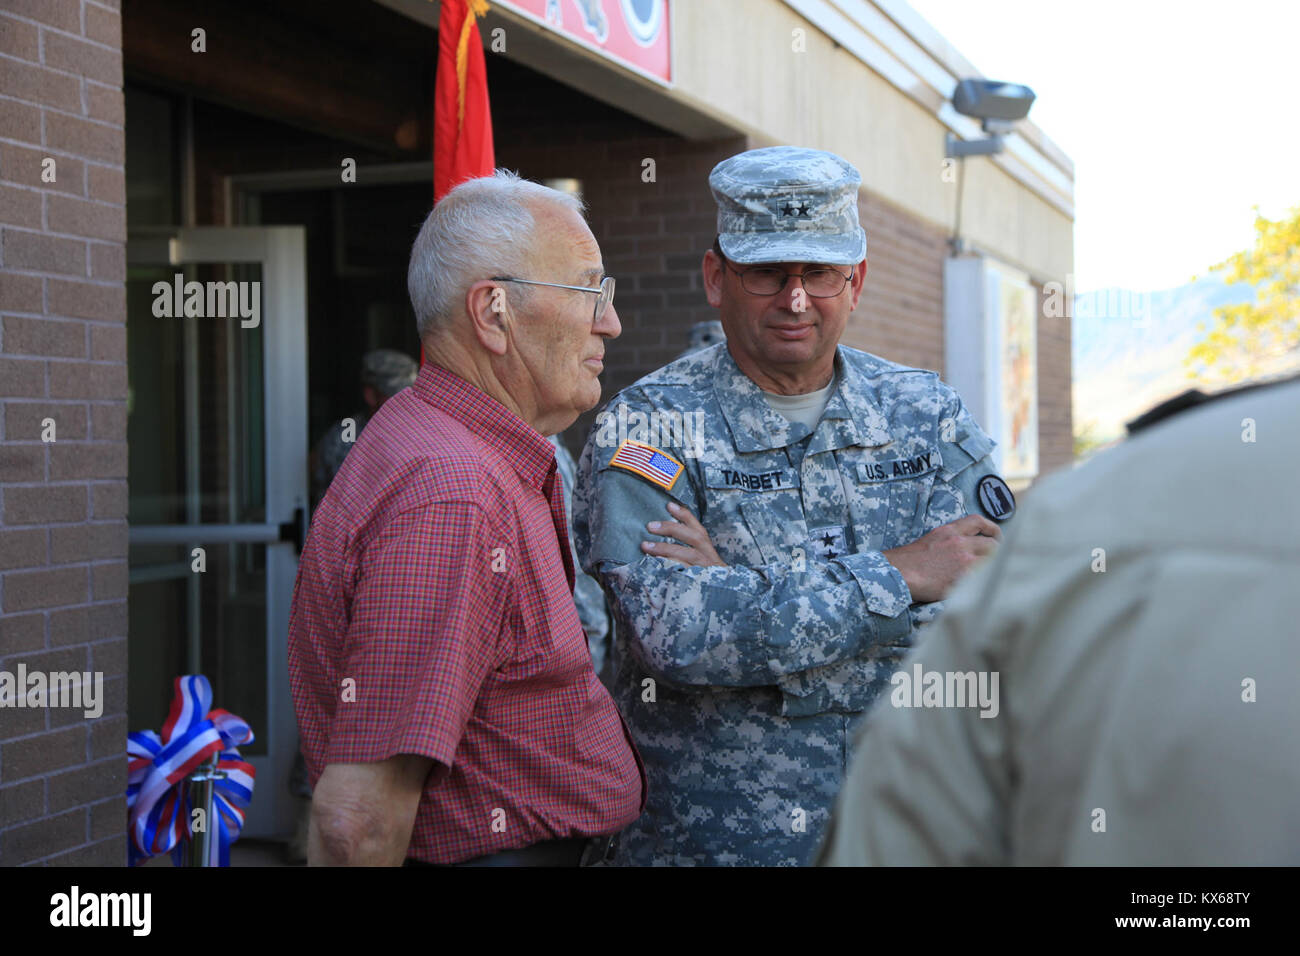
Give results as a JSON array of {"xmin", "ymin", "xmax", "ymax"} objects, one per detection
[
  {"xmin": 224, "ymin": 161, "xmax": 434, "ymax": 227},
  {"xmin": 126, "ymin": 226, "xmax": 308, "ymax": 840}
]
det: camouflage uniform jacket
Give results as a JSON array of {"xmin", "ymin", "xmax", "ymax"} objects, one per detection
[
  {"xmin": 550, "ymin": 435, "xmax": 612, "ymax": 675},
  {"xmin": 573, "ymin": 342, "xmax": 1002, "ymax": 865}
]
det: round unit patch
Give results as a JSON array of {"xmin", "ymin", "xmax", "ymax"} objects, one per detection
[{"xmin": 977, "ymin": 475, "xmax": 1016, "ymax": 522}]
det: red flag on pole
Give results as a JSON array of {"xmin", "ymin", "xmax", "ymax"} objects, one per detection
[
  {"xmin": 434, "ymin": 0, "xmax": 496, "ymax": 202},
  {"xmin": 425, "ymin": 0, "xmax": 495, "ymax": 366}
]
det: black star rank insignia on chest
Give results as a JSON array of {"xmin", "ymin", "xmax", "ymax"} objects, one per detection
[{"xmin": 808, "ymin": 525, "xmax": 846, "ymax": 560}]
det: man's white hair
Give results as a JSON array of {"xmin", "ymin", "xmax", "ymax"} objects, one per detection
[{"xmin": 407, "ymin": 170, "xmax": 586, "ymax": 339}]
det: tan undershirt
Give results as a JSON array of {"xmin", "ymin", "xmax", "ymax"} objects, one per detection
[{"xmin": 761, "ymin": 372, "xmax": 838, "ymax": 431}]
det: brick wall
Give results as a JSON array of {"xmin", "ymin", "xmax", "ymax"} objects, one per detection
[
  {"xmin": 537, "ymin": 128, "xmax": 748, "ymax": 452},
  {"xmin": 0, "ymin": 0, "xmax": 128, "ymax": 866},
  {"xmin": 1037, "ymin": 285, "xmax": 1073, "ymax": 475},
  {"xmin": 534, "ymin": 133, "xmax": 747, "ymax": 402},
  {"xmin": 845, "ymin": 190, "xmax": 949, "ymax": 377}
]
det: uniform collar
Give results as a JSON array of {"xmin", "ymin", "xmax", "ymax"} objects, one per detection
[
  {"xmin": 413, "ymin": 361, "xmax": 556, "ymax": 491},
  {"xmin": 713, "ymin": 345, "xmax": 894, "ymax": 453}
]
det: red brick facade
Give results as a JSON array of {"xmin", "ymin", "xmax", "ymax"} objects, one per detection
[
  {"xmin": 1036, "ymin": 287, "xmax": 1073, "ymax": 475},
  {"xmin": 0, "ymin": 0, "xmax": 128, "ymax": 866}
]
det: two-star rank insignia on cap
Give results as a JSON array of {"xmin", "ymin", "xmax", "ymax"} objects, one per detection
[
  {"xmin": 772, "ymin": 195, "xmax": 814, "ymax": 219},
  {"xmin": 977, "ymin": 475, "xmax": 1016, "ymax": 522},
  {"xmin": 608, "ymin": 439, "xmax": 684, "ymax": 492}
]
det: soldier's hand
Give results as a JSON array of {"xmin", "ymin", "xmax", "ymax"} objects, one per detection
[
  {"xmin": 883, "ymin": 514, "xmax": 1001, "ymax": 604},
  {"xmin": 641, "ymin": 502, "xmax": 727, "ymax": 567}
]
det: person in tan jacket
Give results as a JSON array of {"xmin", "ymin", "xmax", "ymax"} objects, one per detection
[{"xmin": 817, "ymin": 375, "xmax": 1300, "ymax": 865}]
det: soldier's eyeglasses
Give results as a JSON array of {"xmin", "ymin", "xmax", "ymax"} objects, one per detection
[
  {"xmin": 712, "ymin": 242, "xmax": 852, "ymax": 298},
  {"xmin": 489, "ymin": 275, "xmax": 616, "ymax": 325}
]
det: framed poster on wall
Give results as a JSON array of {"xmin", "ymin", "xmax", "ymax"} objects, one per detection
[
  {"xmin": 944, "ymin": 255, "xmax": 1040, "ymax": 485},
  {"xmin": 988, "ymin": 262, "xmax": 1039, "ymax": 482}
]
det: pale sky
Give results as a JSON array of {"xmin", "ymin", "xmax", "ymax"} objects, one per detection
[{"xmin": 906, "ymin": 0, "xmax": 1300, "ymax": 293}]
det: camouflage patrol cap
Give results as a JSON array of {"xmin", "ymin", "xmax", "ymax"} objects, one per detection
[
  {"xmin": 360, "ymin": 349, "xmax": 418, "ymax": 397},
  {"xmin": 709, "ymin": 146, "xmax": 867, "ymax": 265}
]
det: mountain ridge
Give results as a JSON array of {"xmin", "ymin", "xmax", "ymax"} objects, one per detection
[{"xmin": 1071, "ymin": 275, "xmax": 1267, "ymax": 443}]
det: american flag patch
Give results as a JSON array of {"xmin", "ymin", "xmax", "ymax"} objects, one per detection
[{"xmin": 608, "ymin": 440, "xmax": 684, "ymax": 492}]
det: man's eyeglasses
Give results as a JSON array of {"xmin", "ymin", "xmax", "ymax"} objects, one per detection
[
  {"xmin": 489, "ymin": 275, "xmax": 616, "ymax": 325},
  {"xmin": 712, "ymin": 242, "xmax": 853, "ymax": 298}
]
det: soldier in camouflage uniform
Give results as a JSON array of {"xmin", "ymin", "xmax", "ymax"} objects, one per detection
[{"xmin": 573, "ymin": 146, "xmax": 1016, "ymax": 866}]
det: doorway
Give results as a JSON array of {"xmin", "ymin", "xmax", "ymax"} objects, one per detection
[
  {"xmin": 126, "ymin": 227, "xmax": 308, "ymax": 839},
  {"xmin": 230, "ymin": 164, "xmax": 430, "ymax": 460},
  {"xmin": 123, "ymin": 81, "xmax": 431, "ymax": 845}
]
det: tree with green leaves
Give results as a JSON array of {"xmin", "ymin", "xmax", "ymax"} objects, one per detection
[
  {"xmin": 1072, "ymin": 417, "xmax": 1110, "ymax": 459},
  {"xmin": 1186, "ymin": 204, "xmax": 1300, "ymax": 386}
]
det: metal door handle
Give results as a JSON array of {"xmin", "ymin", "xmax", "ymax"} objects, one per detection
[{"xmin": 278, "ymin": 506, "xmax": 305, "ymax": 554}]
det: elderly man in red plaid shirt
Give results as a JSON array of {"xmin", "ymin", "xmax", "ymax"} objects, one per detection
[{"xmin": 288, "ymin": 171, "xmax": 644, "ymax": 866}]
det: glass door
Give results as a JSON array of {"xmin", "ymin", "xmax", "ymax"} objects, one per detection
[{"xmin": 126, "ymin": 226, "xmax": 307, "ymax": 839}]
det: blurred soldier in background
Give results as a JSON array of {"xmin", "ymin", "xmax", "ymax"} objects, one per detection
[
  {"xmin": 818, "ymin": 376, "xmax": 1300, "ymax": 865},
  {"xmin": 310, "ymin": 348, "xmax": 419, "ymax": 509},
  {"xmin": 676, "ymin": 319, "xmax": 726, "ymax": 360}
]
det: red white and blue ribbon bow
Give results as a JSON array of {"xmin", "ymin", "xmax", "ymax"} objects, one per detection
[{"xmin": 126, "ymin": 674, "xmax": 256, "ymax": 866}]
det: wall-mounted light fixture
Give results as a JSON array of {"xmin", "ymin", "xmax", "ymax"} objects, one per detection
[
  {"xmin": 945, "ymin": 79, "xmax": 1037, "ymax": 158},
  {"xmin": 946, "ymin": 79, "xmax": 1037, "ymax": 254}
]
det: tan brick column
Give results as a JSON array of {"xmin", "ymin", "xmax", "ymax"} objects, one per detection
[{"xmin": 0, "ymin": 0, "xmax": 128, "ymax": 866}]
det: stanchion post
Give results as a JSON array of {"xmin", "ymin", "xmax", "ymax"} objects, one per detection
[{"xmin": 185, "ymin": 755, "xmax": 225, "ymax": 867}]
